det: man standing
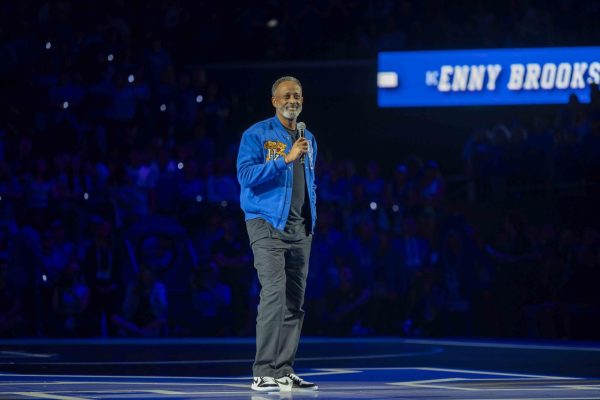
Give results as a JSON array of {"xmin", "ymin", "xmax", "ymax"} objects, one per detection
[{"xmin": 237, "ymin": 76, "xmax": 318, "ymax": 392}]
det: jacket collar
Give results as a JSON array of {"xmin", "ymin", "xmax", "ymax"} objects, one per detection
[{"xmin": 271, "ymin": 114, "xmax": 296, "ymax": 141}]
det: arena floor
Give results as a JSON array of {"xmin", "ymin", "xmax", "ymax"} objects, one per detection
[{"xmin": 0, "ymin": 337, "xmax": 599, "ymax": 399}]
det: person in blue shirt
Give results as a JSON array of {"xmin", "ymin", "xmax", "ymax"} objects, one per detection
[{"xmin": 237, "ymin": 76, "xmax": 318, "ymax": 392}]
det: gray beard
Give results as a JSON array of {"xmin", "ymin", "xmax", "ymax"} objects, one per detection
[{"xmin": 282, "ymin": 105, "xmax": 302, "ymax": 120}]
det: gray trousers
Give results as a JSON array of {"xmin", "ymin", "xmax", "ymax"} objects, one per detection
[{"xmin": 246, "ymin": 219, "xmax": 312, "ymax": 378}]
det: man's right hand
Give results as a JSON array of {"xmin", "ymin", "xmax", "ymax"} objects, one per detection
[{"xmin": 284, "ymin": 137, "xmax": 309, "ymax": 164}]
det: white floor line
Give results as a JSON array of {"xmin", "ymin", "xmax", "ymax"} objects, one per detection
[
  {"xmin": 353, "ymin": 366, "xmax": 582, "ymax": 380},
  {"xmin": 554, "ymin": 385, "xmax": 600, "ymax": 390},
  {"xmin": 6, "ymin": 391, "xmax": 255, "ymax": 398},
  {"xmin": 464, "ymin": 398, "xmax": 600, "ymax": 400},
  {"xmin": 401, "ymin": 338, "xmax": 600, "ymax": 352},
  {"xmin": 387, "ymin": 377, "xmax": 466, "ymax": 385},
  {"xmin": 0, "ymin": 351, "xmax": 56, "ymax": 358},
  {"xmin": 0, "ymin": 368, "xmax": 356, "ymax": 382},
  {"xmin": 416, "ymin": 367, "xmax": 581, "ymax": 380},
  {"xmin": 0, "ymin": 381, "xmax": 242, "ymax": 387},
  {"xmin": 0, "ymin": 366, "xmax": 582, "ymax": 382},
  {"xmin": 0, "ymin": 348, "xmax": 442, "ymax": 366},
  {"xmin": 388, "ymin": 377, "xmax": 478, "ymax": 391},
  {"xmin": 471, "ymin": 388, "xmax": 600, "ymax": 392},
  {"xmin": 403, "ymin": 383, "xmax": 479, "ymax": 391},
  {"xmin": 7, "ymin": 393, "xmax": 88, "ymax": 400},
  {"xmin": 2, "ymin": 337, "xmax": 598, "ymax": 351},
  {"xmin": 0, "ymin": 372, "xmax": 253, "ymax": 380}
]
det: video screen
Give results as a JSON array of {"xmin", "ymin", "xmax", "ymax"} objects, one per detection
[{"xmin": 378, "ymin": 47, "xmax": 600, "ymax": 107}]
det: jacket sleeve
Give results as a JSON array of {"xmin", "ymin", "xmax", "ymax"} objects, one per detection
[{"xmin": 237, "ymin": 130, "xmax": 287, "ymax": 188}]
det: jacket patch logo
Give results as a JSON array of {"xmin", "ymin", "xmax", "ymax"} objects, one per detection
[{"xmin": 264, "ymin": 140, "xmax": 287, "ymax": 161}]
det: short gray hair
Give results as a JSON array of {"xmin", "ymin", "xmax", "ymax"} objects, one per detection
[{"xmin": 271, "ymin": 76, "xmax": 302, "ymax": 96}]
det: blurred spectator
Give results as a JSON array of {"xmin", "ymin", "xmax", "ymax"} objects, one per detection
[
  {"xmin": 370, "ymin": 231, "xmax": 403, "ymax": 334},
  {"xmin": 397, "ymin": 216, "xmax": 434, "ymax": 336},
  {"xmin": 145, "ymin": 39, "xmax": 172, "ymax": 84},
  {"xmin": 50, "ymin": 256, "xmax": 90, "ymax": 336},
  {"xmin": 560, "ymin": 228, "xmax": 600, "ymax": 338},
  {"xmin": 206, "ymin": 159, "xmax": 239, "ymax": 204},
  {"xmin": 438, "ymin": 230, "xmax": 476, "ymax": 336},
  {"xmin": 347, "ymin": 217, "xmax": 378, "ymax": 285},
  {"xmin": 83, "ymin": 218, "xmax": 122, "ymax": 336},
  {"xmin": 418, "ymin": 160, "xmax": 445, "ymax": 209},
  {"xmin": 328, "ymin": 257, "xmax": 372, "ymax": 336},
  {"xmin": 363, "ymin": 161, "xmax": 385, "ymax": 201},
  {"xmin": 24, "ymin": 159, "xmax": 53, "ymax": 212},
  {"xmin": 210, "ymin": 217, "xmax": 252, "ymax": 334},
  {"xmin": 111, "ymin": 266, "xmax": 167, "ymax": 337},
  {"xmin": 463, "ymin": 129, "xmax": 494, "ymax": 200},
  {"xmin": 581, "ymin": 113, "xmax": 600, "ymax": 184},
  {"xmin": 487, "ymin": 211, "xmax": 538, "ymax": 336},
  {"xmin": 0, "ymin": 160, "xmax": 23, "ymax": 223},
  {"xmin": 0, "ymin": 254, "xmax": 25, "ymax": 336},
  {"xmin": 189, "ymin": 262, "xmax": 232, "ymax": 336},
  {"xmin": 552, "ymin": 129, "xmax": 583, "ymax": 185}
]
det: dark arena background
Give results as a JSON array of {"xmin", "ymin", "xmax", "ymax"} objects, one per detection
[{"xmin": 1, "ymin": 1, "xmax": 600, "ymax": 399}]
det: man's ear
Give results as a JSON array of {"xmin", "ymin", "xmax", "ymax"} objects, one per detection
[{"xmin": 271, "ymin": 96, "xmax": 277, "ymax": 108}]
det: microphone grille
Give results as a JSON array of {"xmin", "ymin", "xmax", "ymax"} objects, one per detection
[{"xmin": 297, "ymin": 122, "xmax": 306, "ymax": 131}]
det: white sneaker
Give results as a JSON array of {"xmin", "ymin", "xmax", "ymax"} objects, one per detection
[
  {"xmin": 251, "ymin": 376, "xmax": 280, "ymax": 392},
  {"xmin": 276, "ymin": 373, "xmax": 319, "ymax": 391}
]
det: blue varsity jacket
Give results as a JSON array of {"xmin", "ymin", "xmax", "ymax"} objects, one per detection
[{"xmin": 236, "ymin": 115, "xmax": 317, "ymax": 233}]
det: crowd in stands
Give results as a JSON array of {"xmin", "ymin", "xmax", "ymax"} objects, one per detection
[
  {"xmin": 1, "ymin": 0, "xmax": 599, "ymax": 339},
  {"xmin": 464, "ymin": 91, "xmax": 600, "ymax": 199},
  {"xmin": 2, "ymin": 0, "xmax": 600, "ymax": 65}
]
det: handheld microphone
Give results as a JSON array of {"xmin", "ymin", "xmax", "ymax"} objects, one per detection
[{"xmin": 297, "ymin": 122, "xmax": 306, "ymax": 164}]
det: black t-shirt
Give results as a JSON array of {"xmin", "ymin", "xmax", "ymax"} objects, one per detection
[{"xmin": 284, "ymin": 127, "xmax": 311, "ymax": 236}]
